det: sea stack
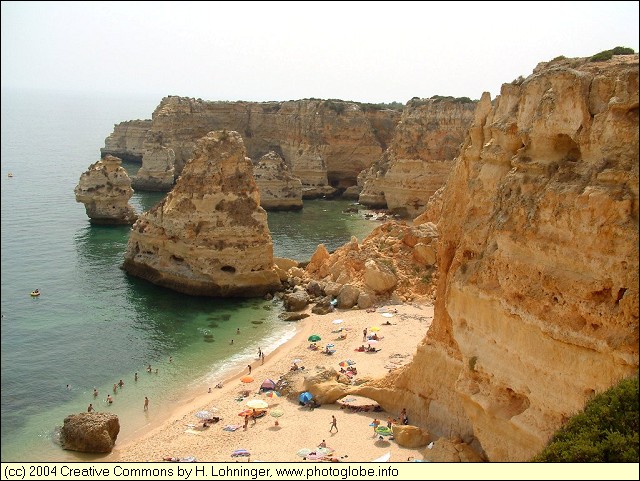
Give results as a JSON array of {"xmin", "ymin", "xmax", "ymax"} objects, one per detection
[
  {"xmin": 253, "ymin": 151, "xmax": 303, "ymax": 210},
  {"xmin": 74, "ymin": 155, "xmax": 138, "ymax": 224},
  {"xmin": 123, "ymin": 130, "xmax": 281, "ymax": 297}
]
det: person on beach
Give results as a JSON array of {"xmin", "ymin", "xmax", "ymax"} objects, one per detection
[
  {"xmin": 144, "ymin": 396, "xmax": 149, "ymax": 411},
  {"xmin": 247, "ymin": 364, "xmax": 252, "ymax": 374},
  {"xmin": 106, "ymin": 394, "xmax": 113, "ymax": 404},
  {"xmin": 93, "ymin": 388, "xmax": 98, "ymax": 397},
  {"xmin": 257, "ymin": 347, "xmax": 262, "ymax": 358},
  {"xmin": 118, "ymin": 379, "xmax": 124, "ymax": 388},
  {"xmin": 319, "ymin": 440, "xmax": 327, "ymax": 448},
  {"xmin": 147, "ymin": 364, "xmax": 152, "ymax": 373},
  {"xmin": 261, "ymin": 351, "xmax": 265, "ymax": 365},
  {"xmin": 230, "ymin": 339, "xmax": 234, "ymax": 345},
  {"xmin": 363, "ymin": 328, "xmax": 368, "ymax": 341},
  {"xmin": 236, "ymin": 328, "xmax": 240, "ymax": 335},
  {"xmin": 169, "ymin": 356, "xmax": 173, "ymax": 363},
  {"xmin": 134, "ymin": 372, "xmax": 138, "ymax": 381},
  {"xmin": 113, "ymin": 383, "xmax": 118, "ymax": 393},
  {"xmin": 372, "ymin": 418, "xmax": 380, "ymax": 435},
  {"xmin": 87, "ymin": 403, "xmax": 94, "ymax": 412},
  {"xmin": 244, "ymin": 415, "xmax": 249, "ymax": 430},
  {"xmin": 252, "ymin": 409, "xmax": 258, "ymax": 424},
  {"xmin": 329, "ymin": 415, "xmax": 338, "ymax": 433}
]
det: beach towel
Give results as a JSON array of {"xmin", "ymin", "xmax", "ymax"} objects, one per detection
[
  {"xmin": 223, "ymin": 424, "xmax": 241, "ymax": 432},
  {"xmin": 184, "ymin": 429, "xmax": 201, "ymax": 435}
]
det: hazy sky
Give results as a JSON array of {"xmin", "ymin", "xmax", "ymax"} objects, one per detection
[{"xmin": 2, "ymin": 1, "xmax": 638, "ymax": 103}]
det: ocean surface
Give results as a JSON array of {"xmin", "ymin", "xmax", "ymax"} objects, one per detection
[{"xmin": 0, "ymin": 89, "xmax": 378, "ymax": 462}]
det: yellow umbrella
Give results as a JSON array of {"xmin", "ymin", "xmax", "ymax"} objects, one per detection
[
  {"xmin": 246, "ymin": 399, "xmax": 269, "ymax": 409},
  {"xmin": 370, "ymin": 326, "xmax": 381, "ymax": 332}
]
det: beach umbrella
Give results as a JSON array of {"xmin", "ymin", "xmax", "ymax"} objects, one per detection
[
  {"xmin": 270, "ymin": 408, "xmax": 285, "ymax": 418},
  {"xmin": 246, "ymin": 399, "xmax": 269, "ymax": 409},
  {"xmin": 369, "ymin": 326, "xmax": 381, "ymax": 332},
  {"xmin": 296, "ymin": 448, "xmax": 312, "ymax": 457},
  {"xmin": 231, "ymin": 449, "xmax": 251, "ymax": 457},
  {"xmin": 338, "ymin": 360, "xmax": 355, "ymax": 368},
  {"xmin": 298, "ymin": 391, "xmax": 313, "ymax": 403},
  {"xmin": 332, "ymin": 319, "xmax": 344, "ymax": 324},
  {"xmin": 240, "ymin": 376, "xmax": 254, "ymax": 383},
  {"xmin": 308, "ymin": 335, "xmax": 321, "ymax": 342},
  {"xmin": 194, "ymin": 410, "xmax": 214, "ymax": 420},
  {"xmin": 265, "ymin": 391, "xmax": 281, "ymax": 399},
  {"xmin": 259, "ymin": 379, "xmax": 276, "ymax": 391}
]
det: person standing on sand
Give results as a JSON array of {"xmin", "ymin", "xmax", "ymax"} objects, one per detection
[
  {"xmin": 261, "ymin": 351, "xmax": 265, "ymax": 365},
  {"xmin": 87, "ymin": 403, "xmax": 94, "ymax": 412},
  {"xmin": 247, "ymin": 364, "xmax": 252, "ymax": 374},
  {"xmin": 244, "ymin": 415, "xmax": 249, "ymax": 430},
  {"xmin": 372, "ymin": 418, "xmax": 380, "ymax": 435},
  {"xmin": 329, "ymin": 415, "xmax": 338, "ymax": 433},
  {"xmin": 134, "ymin": 372, "xmax": 138, "ymax": 381},
  {"xmin": 363, "ymin": 328, "xmax": 368, "ymax": 342},
  {"xmin": 144, "ymin": 396, "xmax": 149, "ymax": 411}
]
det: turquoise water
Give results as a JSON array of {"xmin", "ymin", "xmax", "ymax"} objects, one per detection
[{"xmin": 0, "ymin": 89, "xmax": 377, "ymax": 462}]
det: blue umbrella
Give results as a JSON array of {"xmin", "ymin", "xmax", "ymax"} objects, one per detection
[{"xmin": 299, "ymin": 391, "xmax": 313, "ymax": 403}]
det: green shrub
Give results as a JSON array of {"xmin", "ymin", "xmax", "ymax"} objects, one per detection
[
  {"xmin": 531, "ymin": 376, "xmax": 639, "ymax": 462},
  {"xmin": 590, "ymin": 46, "xmax": 635, "ymax": 62},
  {"xmin": 552, "ymin": 55, "xmax": 567, "ymax": 61}
]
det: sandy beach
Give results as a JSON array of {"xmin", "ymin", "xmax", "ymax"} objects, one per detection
[{"xmin": 109, "ymin": 302, "xmax": 434, "ymax": 463}]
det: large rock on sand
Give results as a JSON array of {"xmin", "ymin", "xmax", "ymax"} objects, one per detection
[{"xmin": 60, "ymin": 412, "xmax": 120, "ymax": 453}]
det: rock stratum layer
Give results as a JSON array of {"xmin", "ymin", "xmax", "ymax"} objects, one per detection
[
  {"xmin": 359, "ymin": 97, "xmax": 476, "ymax": 217},
  {"xmin": 103, "ymin": 98, "xmax": 400, "ymax": 196},
  {"xmin": 74, "ymin": 155, "xmax": 138, "ymax": 224},
  {"xmin": 253, "ymin": 151, "xmax": 303, "ymax": 210},
  {"xmin": 101, "ymin": 119, "xmax": 151, "ymax": 162},
  {"xmin": 361, "ymin": 55, "xmax": 639, "ymax": 461},
  {"xmin": 123, "ymin": 130, "xmax": 281, "ymax": 297}
]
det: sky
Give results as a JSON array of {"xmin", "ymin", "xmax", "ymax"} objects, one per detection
[{"xmin": 1, "ymin": 1, "xmax": 638, "ymax": 103}]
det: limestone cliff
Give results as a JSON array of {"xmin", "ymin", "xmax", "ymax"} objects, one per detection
[
  {"xmin": 359, "ymin": 97, "xmax": 476, "ymax": 217},
  {"xmin": 377, "ymin": 54, "xmax": 639, "ymax": 461},
  {"xmin": 253, "ymin": 151, "xmax": 303, "ymax": 210},
  {"xmin": 104, "ymin": 97, "xmax": 399, "ymax": 196},
  {"xmin": 101, "ymin": 119, "xmax": 151, "ymax": 162},
  {"xmin": 123, "ymin": 130, "xmax": 281, "ymax": 297},
  {"xmin": 74, "ymin": 155, "xmax": 137, "ymax": 224}
]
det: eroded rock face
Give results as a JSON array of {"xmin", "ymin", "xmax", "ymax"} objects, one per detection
[
  {"xmin": 101, "ymin": 119, "xmax": 151, "ymax": 162},
  {"xmin": 359, "ymin": 98, "xmax": 476, "ymax": 217},
  {"xmin": 123, "ymin": 130, "xmax": 281, "ymax": 297},
  {"xmin": 74, "ymin": 155, "xmax": 138, "ymax": 224},
  {"xmin": 60, "ymin": 412, "xmax": 120, "ymax": 453},
  {"xmin": 104, "ymin": 97, "xmax": 400, "ymax": 196},
  {"xmin": 253, "ymin": 151, "xmax": 303, "ymax": 210},
  {"xmin": 386, "ymin": 54, "xmax": 639, "ymax": 461}
]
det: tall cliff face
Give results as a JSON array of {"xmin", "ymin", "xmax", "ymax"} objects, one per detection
[
  {"xmin": 382, "ymin": 55, "xmax": 639, "ymax": 461},
  {"xmin": 123, "ymin": 130, "xmax": 281, "ymax": 297},
  {"xmin": 74, "ymin": 155, "xmax": 138, "ymax": 225},
  {"xmin": 101, "ymin": 120, "xmax": 152, "ymax": 162},
  {"xmin": 253, "ymin": 151, "xmax": 303, "ymax": 211},
  {"xmin": 359, "ymin": 98, "xmax": 476, "ymax": 217},
  {"xmin": 105, "ymin": 97, "xmax": 400, "ymax": 196}
]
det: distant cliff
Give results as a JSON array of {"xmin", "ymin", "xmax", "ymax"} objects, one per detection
[
  {"xmin": 359, "ymin": 97, "xmax": 476, "ymax": 217},
  {"xmin": 360, "ymin": 54, "xmax": 639, "ymax": 461},
  {"xmin": 102, "ymin": 98, "xmax": 400, "ymax": 196}
]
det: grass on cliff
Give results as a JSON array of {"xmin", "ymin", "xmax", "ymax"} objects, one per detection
[
  {"xmin": 531, "ymin": 376, "xmax": 639, "ymax": 462},
  {"xmin": 590, "ymin": 46, "xmax": 635, "ymax": 62}
]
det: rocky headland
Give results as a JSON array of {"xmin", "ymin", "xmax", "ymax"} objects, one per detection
[
  {"xmin": 359, "ymin": 96, "xmax": 476, "ymax": 217},
  {"xmin": 122, "ymin": 130, "xmax": 281, "ymax": 297},
  {"xmin": 102, "ymin": 98, "xmax": 401, "ymax": 197},
  {"xmin": 74, "ymin": 154, "xmax": 138, "ymax": 224}
]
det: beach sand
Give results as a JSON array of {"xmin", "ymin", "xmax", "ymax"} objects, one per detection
[{"xmin": 109, "ymin": 302, "xmax": 433, "ymax": 463}]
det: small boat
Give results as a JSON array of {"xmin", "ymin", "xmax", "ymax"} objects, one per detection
[{"xmin": 30, "ymin": 290, "xmax": 41, "ymax": 297}]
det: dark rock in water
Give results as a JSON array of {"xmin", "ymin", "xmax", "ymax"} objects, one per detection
[
  {"xmin": 278, "ymin": 312, "xmax": 310, "ymax": 322},
  {"xmin": 60, "ymin": 412, "xmax": 120, "ymax": 453},
  {"xmin": 251, "ymin": 320, "xmax": 264, "ymax": 325}
]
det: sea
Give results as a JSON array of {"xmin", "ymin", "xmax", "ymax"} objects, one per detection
[{"xmin": 0, "ymin": 89, "xmax": 378, "ymax": 462}]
